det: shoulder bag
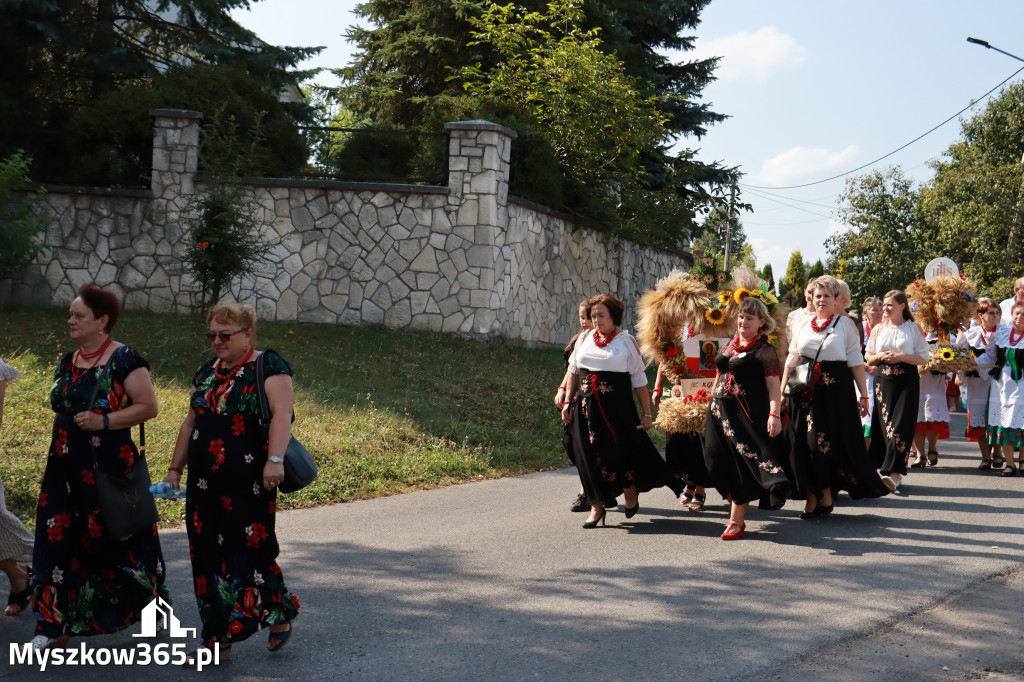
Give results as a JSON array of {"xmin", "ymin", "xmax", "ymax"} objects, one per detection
[
  {"xmin": 86, "ymin": 373, "xmax": 159, "ymax": 540},
  {"xmin": 256, "ymin": 351, "xmax": 317, "ymax": 494},
  {"xmin": 784, "ymin": 315, "xmax": 840, "ymax": 398}
]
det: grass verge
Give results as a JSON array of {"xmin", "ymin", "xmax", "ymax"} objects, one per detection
[{"xmin": 0, "ymin": 305, "xmax": 663, "ymax": 530}]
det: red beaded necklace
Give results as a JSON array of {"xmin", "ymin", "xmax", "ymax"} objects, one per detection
[
  {"xmin": 1010, "ymin": 328, "xmax": 1024, "ymax": 347},
  {"xmin": 209, "ymin": 346, "xmax": 255, "ymax": 411},
  {"xmin": 727, "ymin": 334, "xmax": 759, "ymax": 355},
  {"xmin": 70, "ymin": 336, "xmax": 112, "ymax": 382},
  {"xmin": 810, "ymin": 314, "xmax": 835, "ymax": 333},
  {"xmin": 978, "ymin": 326, "xmax": 995, "ymax": 348},
  {"xmin": 593, "ymin": 328, "xmax": 618, "ymax": 348}
]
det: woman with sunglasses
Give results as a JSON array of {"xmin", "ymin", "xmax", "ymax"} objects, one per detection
[
  {"xmin": 165, "ymin": 303, "xmax": 299, "ymax": 663},
  {"xmin": 955, "ymin": 298, "xmax": 1003, "ymax": 469},
  {"xmin": 29, "ymin": 283, "xmax": 168, "ymax": 650}
]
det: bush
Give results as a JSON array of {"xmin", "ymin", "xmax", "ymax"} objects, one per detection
[{"xmin": 0, "ymin": 151, "xmax": 48, "ymax": 280}]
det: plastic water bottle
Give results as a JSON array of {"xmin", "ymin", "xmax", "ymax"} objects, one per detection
[{"xmin": 150, "ymin": 482, "xmax": 186, "ymax": 500}]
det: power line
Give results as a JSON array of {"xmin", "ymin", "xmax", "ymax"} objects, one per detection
[
  {"xmin": 743, "ymin": 64, "xmax": 1024, "ymax": 190},
  {"xmin": 741, "ymin": 186, "xmax": 838, "ymax": 211},
  {"xmin": 742, "ymin": 187, "xmax": 835, "ymax": 219}
]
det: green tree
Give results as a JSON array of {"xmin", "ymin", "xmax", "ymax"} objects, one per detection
[
  {"xmin": 826, "ymin": 166, "xmax": 933, "ymax": 302},
  {"xmin": 0, "ymin": 152, "xmax": 49, "ymax": 281},
  {"xmin": 0, "ymin": 0, "xmax": 321, "ymax": 180},
  {"xmin": 180, "ymin": 109, "xmax": 274, "ymax": 314},
  {"xmin": 807, "ymin": 259, "xmax": 825, "ymax": 279},
  {"xmin": 921, "ymin": 81, "xmax": 1024, "ymax": 296},
  {"xmin": 335, "ymin": 0, "xmax": 736, "ymax": 246},
  {"xmin": 760, "ymin": 263, "xmax": 775, "ymax": 294},
  {"xmin": 779, "ymin": 250, "xmax": 808, "ymax": 300}
]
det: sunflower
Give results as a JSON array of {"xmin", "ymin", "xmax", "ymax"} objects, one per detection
[
  {"xmin": 705, "ymin": 308, "xmax": 726, "ymax": 325},
  {"xmin": 939, "ymin": 347, "xmax": 955, "ymax": 362},
  {"xmin": 767, "ymin": 333, "xmax": 779, "ymax": 347},
  {"xmin": 733, "ymin": 288, "xmax": 751, "ymax": 304},
  {"xmin": 718, "ymin": 293, "xmax": 729, "ymax": 306}
]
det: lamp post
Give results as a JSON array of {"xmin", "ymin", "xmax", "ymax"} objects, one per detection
[
  {"xmin": 966, "ymin": 37, "xmax": 1024, "ymax": 63},
  {"xmin": 967, "ymin": 37, "xmax": 1024, "ymax": 275}
]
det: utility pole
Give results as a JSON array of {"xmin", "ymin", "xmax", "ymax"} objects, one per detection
[{"xmin": 724, "ymin": 184, "xmax": 736, "ymax": 272}]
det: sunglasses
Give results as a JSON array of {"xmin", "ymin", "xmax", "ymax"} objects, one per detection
[{"xmin": 205, "ymin": 329, "xmax": 249, "ymax": 343}]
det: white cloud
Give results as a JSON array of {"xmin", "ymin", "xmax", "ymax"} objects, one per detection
[
  {"xmin": 686, "ymin": 27, "xmax": 806, "ymax": 84},
  {"xmin": 827, "ymin": 217, "xmax": 851, "ymax": 236},
  {"xmin": 754, "ymin": 145, "xmax": 859, "ymax": 187}
]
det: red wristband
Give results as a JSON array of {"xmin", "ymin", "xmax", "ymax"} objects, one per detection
[
  {"xmin": 168, "ymin": 466, "xmax": 184, "ymax": 474},
  {"xmin": 769, "ymin": 413, "xmax": 781, "ymax": 419}
]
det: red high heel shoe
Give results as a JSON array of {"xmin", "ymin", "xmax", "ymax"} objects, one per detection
[{"xmin": 720, "ymin": 521, "xmax": 745, "ymax": 540}]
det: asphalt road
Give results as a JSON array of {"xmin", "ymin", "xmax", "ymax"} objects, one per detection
[{"xmin": 2, "ymin": 412, "xmax": 1023, "ymax": 681}]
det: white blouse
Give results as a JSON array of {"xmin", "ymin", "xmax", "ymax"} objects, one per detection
[
  {"xmin": 955, "ymin": 324, "xmax": 1002, "ymax": 352},
  {"xmin": 786, "ymin": 315, "xmax": 864, "ymax": 368},
  {"xmin": 864, "ymin": 319, "xmax": 930, "ymax": 360},
  {"xmin": 976, "ymin": 324, "xmax": 1024, "ymax": 366},
  {"xmin": 786, "ymin": 307, "xmax": 815, "ymax": 337},
  {"xmin": 569, "ymin": 330, "xmax": 648, "ymax": 388}
]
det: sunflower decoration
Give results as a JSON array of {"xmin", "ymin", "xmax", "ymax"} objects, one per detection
[
  {"xmin": 906, "ymin": 272, "xmax": 979, "ymax": 373},
  {"xmin": 704, "ymin": 305, "xmax": 727, "ymax": 327},
  {"xmin": 724, "ymin": 266, "xmax": 790, "ymax": 360}
]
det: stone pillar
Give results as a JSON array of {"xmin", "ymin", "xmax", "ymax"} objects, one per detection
[
  {"xmin": 149, "ymin": 109, "xmax": 203, "ymax": 198},
  {"xmin": 444, "ymin": 120, "xmax": 517, "ymax": 336}
]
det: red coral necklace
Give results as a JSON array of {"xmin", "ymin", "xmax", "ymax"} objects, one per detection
[
  {"xmin": 593, "ymin": 329, "xmax": 618, "ymax": 348},
  {"xmin": 810, "ymin": 314, "xmax": 835, "ymax": 333},
  {"xmin": 1010, "ymin": 328, "xmax": 1024, "ymax": 347},
  {"xmin": 70, "ymin": 336, "xmax": 112, "ymax": 383},
  {"xmin": 727, "ymin": 334, "xmax": 759, "ymax": 355}
]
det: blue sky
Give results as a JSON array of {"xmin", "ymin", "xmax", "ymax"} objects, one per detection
[{"xmin": 232, "ymin": 0, "xmax": 1024, "ymax": 283}]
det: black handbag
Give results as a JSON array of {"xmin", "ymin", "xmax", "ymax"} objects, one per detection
[
  {"xmin": 784, "ymin": 316, "xmax": 840, "ymax": 397},
  {"xmin": 87, "ymin": 378, "xmax": 159, "ymax": 540},
  {"xmin": 256, "ymin": 351, "xmax": 317, "ymax": 494}
]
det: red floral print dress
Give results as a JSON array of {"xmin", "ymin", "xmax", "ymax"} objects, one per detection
[
  {"xmin": 33, "ymin": 346, "xmax": 168, "ymax": 638},
  {"xmin": 185, "ymin": 350, "xmax": 299, "ymax": 647}
]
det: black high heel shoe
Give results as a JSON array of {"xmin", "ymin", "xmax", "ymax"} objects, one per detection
[
  {"xmin": 582, "ymin": 510, "xmax": 606, "ymax": 528},
  {"xmin": 814, "ymin": 503, "xmax": 834, "ymax": 517},
  {"xmin": 623, "ymin": 501, "xmax": 639, "ymax": 519}
]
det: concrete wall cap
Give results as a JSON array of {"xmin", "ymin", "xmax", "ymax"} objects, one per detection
[
  {"xmin": 444, "ymin": 120, "xmax": 518, "ymax": 138},
  {"xmin": 149, "ymin": 109, "xmax": 204, "ymax": 120}
]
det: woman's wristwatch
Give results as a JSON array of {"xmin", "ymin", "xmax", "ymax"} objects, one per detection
[{"xmin": 268, "ymin": 456, "xmax": 284, "ymax": 464}]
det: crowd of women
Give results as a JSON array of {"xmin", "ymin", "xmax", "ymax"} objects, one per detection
[
  {"xmin": 556, "ymin": 274, "xmax": 1024, "ymax": 540},
  {"xmin": 0, "ymin": 283, "xmax": 298, "ymax": 662}
]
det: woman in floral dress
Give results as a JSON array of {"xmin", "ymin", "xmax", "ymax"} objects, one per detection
[
  {"xmin": 31, "ymin": 283, "xmax": 167, "ymax": 649},
  {"xmin": 865, "ymin": 291, "xmax": 930, "ymax": 491},
  {"xmin": 165, "ymin": 303, "xmax": 298, "ymax": 661},
  {"xmin": 703, "ymin": 297, "xmax": 790, "ymax": 540},
  {"xmin": 780, "ymin": 276, "xmax": 889, "ymax": 517}
]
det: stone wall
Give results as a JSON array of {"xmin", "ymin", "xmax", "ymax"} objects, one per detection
[{"xmin": 2, "ymin": 110, "xmax": 692, "ymax": 345}]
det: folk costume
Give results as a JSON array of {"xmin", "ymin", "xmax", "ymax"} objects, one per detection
[
  {"xmin": 979, "ymin": 326, "xmax": 1024, "ymax": 447},
  {"xmin": 865, "ymin": 320, "xmax": 930, "ymax": 476},
  {"xmin": 703, "ymin": 335, "xmax": 790, "ymax": 508},
  {"xmin": 955, "ymin": 325, "xmax": 1001, "ymax": 441},
  {"xmin": 567, "ymin": 331, "xmax": 684, "ymax": 505},
  {"xmin": 785, "ymin": 316, "xmax": 889, "ymax": 500}
]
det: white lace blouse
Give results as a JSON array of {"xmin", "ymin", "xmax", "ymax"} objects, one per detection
[
  {"xmin": 864, "ymin": 319, "xmax": 930, "ymax": 360},
  {"xmin": 568, "ymin": 330, "xmax": 648, "ymax": 388},
  {"xmin": 786, "ymin": 315, "xmax": 864, "ymax": 368}
]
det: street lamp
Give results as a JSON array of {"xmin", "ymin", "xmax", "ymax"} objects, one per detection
[{"xmin": 966, "ymin": 37, "xmax": 1024, "ymax": 63}]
